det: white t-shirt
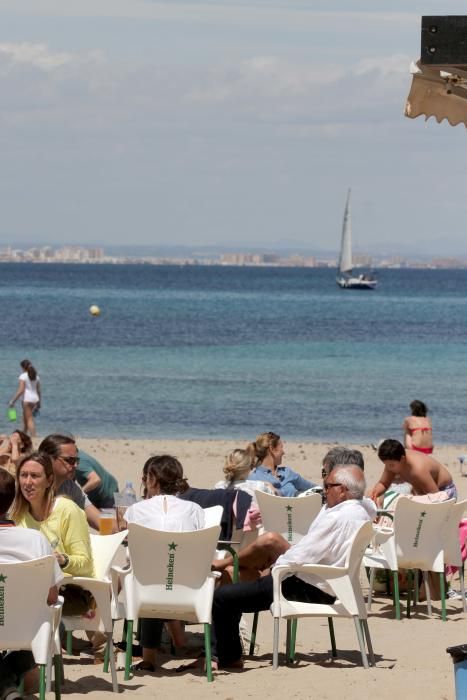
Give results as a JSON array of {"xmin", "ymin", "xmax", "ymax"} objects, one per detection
[
  {"xmin": 0, "ymin": 525, "xmax": 63, "ymax": 587},
  {"xmin": 19, "ymin": 371, "xmax": 40, "ymax": 403},
  {"xmin": 124, "ymin": 494, "xmax": 205, "ymax": 532}
]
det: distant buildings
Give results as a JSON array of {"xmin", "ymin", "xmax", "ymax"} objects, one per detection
[{"xmin": 0, "ymin": 245, "xmax": 466, "ymax": 269}]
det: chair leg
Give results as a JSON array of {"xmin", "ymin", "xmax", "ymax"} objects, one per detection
[
  {"xmin": 53, "ymin": 654, "xmax": 62, "ymax": 700},
  {"xmin": 39, "ymin": 664, "xmax": 47, "ymax": 700},
  {"xmin": 392, "ymin": 571, "xmax": 401, "ymax": 620},
  {"xmin": 460, "ymin": 565, "xmax": 467, "ymax": 614},
  {"xmin": 124, "ymin": 619, "xmax": 133, "ymax": 681},
  {"xmin": 107, "ymin": 633, "xmax": 119, "ymax": 692},
  {"xmin": 249, "ymin": 612, "xmax": 259, "ymax": 656},
  {"xmin": 406, "ymin": 569, "xmax": 413, "ymax": 618},
  {"xmin": 367, "ymin": 568, "xmax": 375, "ymax": 610},
  {"xmin": 327, "ymin": 617, "xmax": 337, "ymax": 658},
  {"xmin": 289, "ymin": 619, "xmax": 298, "ymax": 662},
  {"xmin": 361, "ymin": 619, "xmax": 375, "ymax": 667},
  {"xmin": 272, "ymin": 618, "xmax": 280, "ymax": 670},
  {"xmin": 286, "ymin": 620, "xmax": 292, "ymax": 663},
  {"xmin": 66, "ymin": 630, "xmax": 73, "ymax": 656},
  {"xmin": 440, "ymin": 573, "xmax": 447, "ymax": 622},
  {"xmin": 413, "ymin": 569, "xmax": 419, "ymax": 607},
  {"xmin": 204, "ymin": 623, "xmax": 213, "ymax": 683},
  {"xmin": 353, "ymin": 618, "xmax": 369, "ymax": 669},
  {"xmin": 103, "ymin": 621, "xmax": 114, "ymax": 674}
]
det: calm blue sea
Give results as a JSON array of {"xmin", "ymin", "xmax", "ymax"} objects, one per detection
[{"xmin": 0, "ymin": 263, "xmax": 465, "ymax": 444}]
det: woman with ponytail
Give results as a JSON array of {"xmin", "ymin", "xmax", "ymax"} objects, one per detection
[{"xmin": 8, "ymin": 359, "xmax": 41, "ymax": 436}]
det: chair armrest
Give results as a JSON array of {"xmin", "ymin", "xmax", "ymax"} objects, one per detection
[{"xmin": 272, "ymin": 563, "xmax": 347, "ymax": 583}]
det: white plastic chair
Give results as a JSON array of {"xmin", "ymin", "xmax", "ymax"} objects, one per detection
[
  {"xmin": 443, "ymin": 500, "xmax": 467, "ymax": 612},
  {"xmin": 271, "ymin": 521, "xmax": 375, "ymax": 669},
  {"xmin": 248, "ymin": 491, "xmax": 323, "ymax": 655},
  {"xmin": 116, "ymin": 522, "xmax": 221, "ymax": 682},
  {"xmin": 364, "ymin": 498, "xmax": 453, "ymax": 620},
  {"xmin": 0, "ymin": 556, "xmax": 63, "ymax": 700},
  {"xmin": 60, "ymin": 529, "xmax": 128, "ymax": 693},
  {"xmin": 255, "ymin": 490, "xmax": 322, "ymax": 545}
]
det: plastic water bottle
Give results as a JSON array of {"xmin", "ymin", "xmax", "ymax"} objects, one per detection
[{"xmin": 122, "ymin": 481, "xmax": 137, "ymax": 506}]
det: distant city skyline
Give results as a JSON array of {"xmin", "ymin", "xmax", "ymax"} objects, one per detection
[{"xmin": 1, "ymin": 1, "xmax": 467, "ymax": 254}]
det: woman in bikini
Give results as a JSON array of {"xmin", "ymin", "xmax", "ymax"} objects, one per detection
[{"xmin": 402, "ymin": 399, "xmax": 433, "ymax": 454}]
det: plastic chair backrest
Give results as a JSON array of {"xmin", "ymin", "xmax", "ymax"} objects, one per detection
[
  {"xmin": 90, "ymin": 530, "xmax": 129, "ymax": 579},
  {"xmin": 332, "ymin": 521, "xmax": 375, "ymax": 616},
  {"xmin": 443, "ymin": 499, "xmax": 467, "ymax": 567},
  {"xmin": 203, "ymin": 505, "xmax": 223, "ymax": 527},
  {"xmin": 126, "ymin": 523, "xmax": 221, "ymax": 622},
  {"xmin": 393, "ymin": 498, "xmax": 453, "ymax": 571},
  {"xmin": 255, "ymin": 490, "xmax": 322, "ymax": 544},
  {"xmin": 0, "ymin": 556, "xmax": 56, "ymax": 664}
]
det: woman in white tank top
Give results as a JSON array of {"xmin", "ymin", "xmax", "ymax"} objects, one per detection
[{"xmin": 8, "ymin": 359, "xmax": 41, "ymax": 437}]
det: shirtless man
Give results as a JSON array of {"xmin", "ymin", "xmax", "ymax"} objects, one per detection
[{"xmin": 369, "ymin": 438, "xmax": 456, "ymax": 503}]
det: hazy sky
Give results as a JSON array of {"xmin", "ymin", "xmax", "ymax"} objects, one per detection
[{"xmin": 1, "ymin": 1, "xmax": 467, "ymax": 256}]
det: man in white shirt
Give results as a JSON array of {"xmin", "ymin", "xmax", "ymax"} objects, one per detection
[
  {"xmin": 0, "ymin": 469, "xmax": 63, "ymax": 700},
  {"xmin": 210, "ymin": 466, "xmax": 375, "ymax": 669}
]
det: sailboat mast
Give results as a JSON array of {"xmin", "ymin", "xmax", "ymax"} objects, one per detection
[{"xmin": 338, "ymin": 188, "xmax": 353, "ymax": 274}]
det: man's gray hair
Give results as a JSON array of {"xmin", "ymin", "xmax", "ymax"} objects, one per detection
[
  {"xmin": 332, "ymin": 466, "xmax": 366, "ymax": 499},
  {"xmin": 322, "ymin": 447, "xmax": 364, "ymax": 471}
]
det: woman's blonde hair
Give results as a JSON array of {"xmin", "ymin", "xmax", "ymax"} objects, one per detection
[
  {"xmin": 245, "ymin": 432, "xmax": 281, "ymax": 467},
  {"xmin": 223, "ymin": 449, "xmax": 255, "ymax": 484},
  {"xmin": 10, "ymin": 451, "xmax": 55, "ymax": 522}
]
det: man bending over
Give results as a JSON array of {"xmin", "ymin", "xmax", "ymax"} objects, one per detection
[{"xmin": 369, "ymin": 439, "xmax": 456, "ymax": 504}]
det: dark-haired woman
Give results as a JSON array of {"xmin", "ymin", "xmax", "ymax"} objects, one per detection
[
  {"xmin": 402, "ymin": 400, "xmax": 433, "ymax": 454},
  {"xmin": 123, "ymin": 455, "xmax": 205, "ymax": 672},
  {"xmin": 8, "ymin": 359, "xmax": 41, "ymax": 436}
]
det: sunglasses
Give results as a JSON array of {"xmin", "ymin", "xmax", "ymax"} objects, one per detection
[
  {"xmin": 59, "ymin": 456, "xmax": 80, "ymax": 466},
  {"xmin": 323, "ymin": 482, "xmax": 343, "ymax": 491}
]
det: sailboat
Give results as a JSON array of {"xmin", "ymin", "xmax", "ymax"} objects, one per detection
[{"xmin": 336, "ymin": 189, "xmax": 377, "ymax": 290}]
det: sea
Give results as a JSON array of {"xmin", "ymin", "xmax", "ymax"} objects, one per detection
[{"xmin": 0, "ymin": 263, "xmax": 465, "ymax": 445}]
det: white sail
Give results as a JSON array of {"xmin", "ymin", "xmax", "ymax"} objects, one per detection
[{"xmin": 338, "ymin": 189, "xmax": 352, "ymax": 274}]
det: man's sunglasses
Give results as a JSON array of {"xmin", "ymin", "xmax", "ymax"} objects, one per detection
[{"xmin": 59, "ymin": 456, "xmax": 80, "ymax": 466}]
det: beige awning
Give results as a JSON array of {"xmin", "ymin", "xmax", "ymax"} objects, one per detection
[{"xmin": 404, "ymin": 60, "xmax": 467, "ymax": 127}]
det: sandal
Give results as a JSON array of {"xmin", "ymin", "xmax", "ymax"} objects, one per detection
[{"xmin": 130, "ymin": 660, "xmax": 156, "ymax": 673}]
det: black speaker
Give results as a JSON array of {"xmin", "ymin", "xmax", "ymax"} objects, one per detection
[{"xmin": 421, "ymin": 15, "xmax": 467, "ymax": 65}]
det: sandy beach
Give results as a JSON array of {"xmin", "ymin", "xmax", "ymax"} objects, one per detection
[{"xmin": 48, "ymin": 438, "xmax": 467, "ymax": 700}]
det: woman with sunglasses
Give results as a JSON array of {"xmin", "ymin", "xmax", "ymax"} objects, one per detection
[
  {"xmin": 11, "ymin": 451, "xmax": 95, "ymax": 613},
  {"xmin": 246, "ymin": 431, "xmax": 317, "ymax": 497}
]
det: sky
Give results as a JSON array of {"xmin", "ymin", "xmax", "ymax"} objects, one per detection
[{"xmin": 1, "ymin": 1, "xmax": 467, "ymax": 257}]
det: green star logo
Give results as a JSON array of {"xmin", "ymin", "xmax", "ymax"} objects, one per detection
[
  {"xmin": 0, "ymin": 574, "xmax": 6, "ymax": 583},
  {"xmin": 286, "ymin": 505, "xmax": 293, "ymax": 512},
  {"xmin": 168, "ymin": 542, "xmax": 178, "ymax": 551}
]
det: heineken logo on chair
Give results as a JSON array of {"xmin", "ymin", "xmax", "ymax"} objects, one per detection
[
  {"xmin": 0, "ymin": 574, "xmax": 6, "ymax": 626},
  {"xmin": 413, "ymin": 511, "xmax": 427, "ymax": 548},
  {"xmin": 286, "ymin": 505, "xmax": 293, "ymax": 542},
  {"xmin": 166, "ymin": 542, "xmax": 178, "ymax": 590}
]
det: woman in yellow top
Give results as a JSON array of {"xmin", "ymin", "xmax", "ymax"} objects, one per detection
[{"xmin": 11, "ymin": 451, "xmax": 94, "ymax": 580}]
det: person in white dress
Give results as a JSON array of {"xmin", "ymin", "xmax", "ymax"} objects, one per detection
[
  {"xmin": 8, "ymin": 359, "xmax": 41, "ymax": 437},
  {"xmin": 124, "ymin": 454, "xmax": 205, "ymax": 672}
]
